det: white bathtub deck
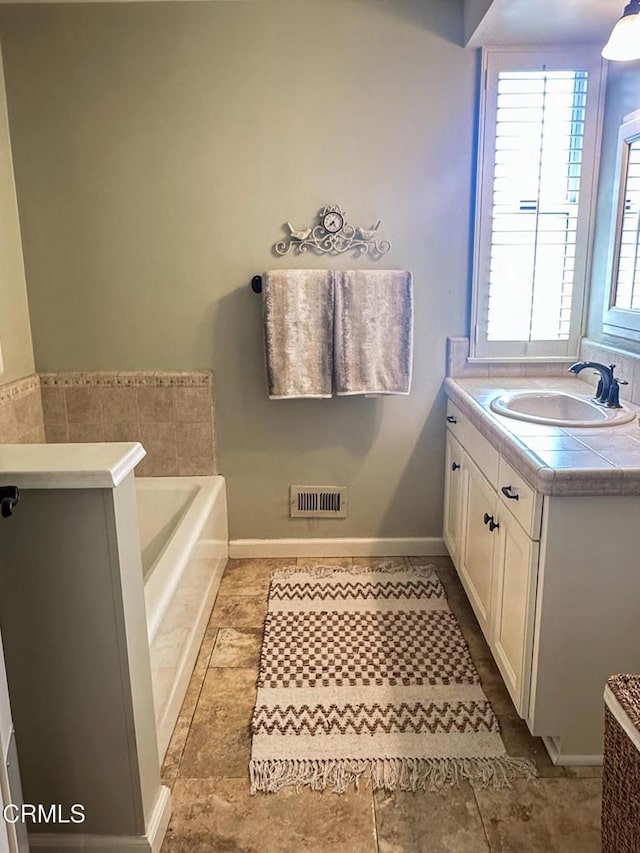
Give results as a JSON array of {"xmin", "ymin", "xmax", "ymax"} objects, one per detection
[
  {"xmin": 150, "ymin": 552, "xmax": 225, "ymax": 757},
  {"xmin": 137, "ymin": 475, "xmax": 228, "ymax": 760}
]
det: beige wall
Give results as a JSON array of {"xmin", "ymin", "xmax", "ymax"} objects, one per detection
[
  {"xmin": 0, "ymin": 0, "xmax": 475, "ymax": 540},
  {"xmin": 0, "ymin": 40, "xmax": 33, "ymax": 385}
]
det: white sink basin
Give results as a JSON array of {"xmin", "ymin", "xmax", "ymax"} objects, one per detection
[{"xmin": 490, "ymin": 390, "xmax": 636, "ymax": 427}]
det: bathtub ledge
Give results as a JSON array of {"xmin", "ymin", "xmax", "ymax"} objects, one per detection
[{"xmin": 0, "ymin": 442, "xmax": 146, "ymax": 489}]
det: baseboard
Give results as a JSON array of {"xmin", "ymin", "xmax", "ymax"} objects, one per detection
[
  {"xmin": 28, "ymin": 786, "xmax": 172, "ymax": 853},
  {"xmin": 228, "ymin": 537, "xmax": 447, "ymax": 558},
  {"xmin": 542, "ymin": 736, "xmax": 603, "ymax": 767}
]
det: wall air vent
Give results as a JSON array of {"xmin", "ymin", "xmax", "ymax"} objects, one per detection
[{"xmin": 290, "ymin": 486, "xmax": 348, "ymax": 518}]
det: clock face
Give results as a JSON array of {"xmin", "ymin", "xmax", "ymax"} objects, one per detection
[{"xmin": 323, "ymin": 211, "xmax": 344, "ymax": 233}]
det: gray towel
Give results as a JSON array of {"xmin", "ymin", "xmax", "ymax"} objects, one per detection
[
  {"xmin": 263, "ymin": 270, "xmax": 334, "ymax": 399},
  {"xmin": 334, "ymin": 270, "xmax": 413, "ymax": 396}
]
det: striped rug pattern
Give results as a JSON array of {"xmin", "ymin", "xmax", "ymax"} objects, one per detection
[{"xmin": 250, "ymin": 564, "xmax": 536, "ymax": 794}]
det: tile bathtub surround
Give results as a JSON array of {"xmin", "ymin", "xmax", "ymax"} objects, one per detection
[
  {"xmin": 0, "ymin": 374, "xmax": 45, "ymax": 444},
  {"xmin": 39, "ymin": 371, "xmax": 217, "ymax": 477}
]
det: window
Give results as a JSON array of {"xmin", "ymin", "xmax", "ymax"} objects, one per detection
[
  {"xmin": 470, "ymin": 49, "xmax": 606, "ymax": 360},
  {"xmin": 602, "ymin": 110, "xmax": 640, "ymax": 341}
]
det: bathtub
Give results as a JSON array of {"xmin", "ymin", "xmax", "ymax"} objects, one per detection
[{"xmin": 136, "ymin": 476, "xmax": 228, "ymax": 758}]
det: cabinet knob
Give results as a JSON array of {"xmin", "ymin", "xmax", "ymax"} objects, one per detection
[
  {"xmin": 452, "ymin": 462, "xmax": 461, "ymax": 471},
  {"xmin": 501, "ymin": 485, "xmax": 519, "ymax": 501},
  {"xmin": 483, "ymin": 512, "xmax": 499, "ymax": 532},
  {"xmin": 446, "ymin": 415, "xmax": 458, "ymax": 424}
]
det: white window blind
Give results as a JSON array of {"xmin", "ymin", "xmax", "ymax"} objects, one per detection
[
  {"xmin": 471, "ymin": 50, "xmax": 606, "ymax": 361},
  {"xmin": 613, "ymin": 140, "xmax": 640, "ymax": 311}
]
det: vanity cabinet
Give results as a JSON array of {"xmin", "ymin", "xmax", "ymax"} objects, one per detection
[
  {"xmin": 458, "ymin": 454, "xmax": 497, "ymax": 638},
  {"xmin": 444, "ymin": 410, "xmax": 537, "ymax": 716},
  {"xmin": 443, "ymin": 432, "xmax": 464, "ymax": 565},
  {"xmin": 443, "ymin": 386, "xmax": 640, "ymax": 764},
  {"xmin": 490, "ymin": 501, "xmax": 539, "ymax": 715}
]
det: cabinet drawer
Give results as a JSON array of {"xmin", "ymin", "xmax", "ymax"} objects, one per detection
[
  {"xmin": 446, "ymin": 400, "xmax": 464, "ymax": 441},
  {"xmin": 497, "ymin": 456, "xmax": 542, "ymax": 539},
  {"xmin": 462, "ymin": 419, "xmax": 499, "ymax": 490}
]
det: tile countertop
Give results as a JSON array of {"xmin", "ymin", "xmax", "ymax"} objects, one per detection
[{"xmin": 444, "ymin": 376, "xmax": 640, "ymax": 497}]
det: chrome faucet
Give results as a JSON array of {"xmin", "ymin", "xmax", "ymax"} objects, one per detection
[{"xmin": 567, "ymin": 361, "xmax": 627, "ymax": 408}]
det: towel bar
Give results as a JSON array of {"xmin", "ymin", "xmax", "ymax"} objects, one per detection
[{"xmin": 251, "ymin": 275, "xmax": 263, "ymax": 293}]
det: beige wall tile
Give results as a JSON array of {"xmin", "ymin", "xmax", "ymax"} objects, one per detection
[
  {"xmin": 68, "ymin": 422, "xmax": 105, "ymax": 442},
  {"xmin": 103, "ymin": 422, "xmax": 140, "ymax": 443},
  {"xmin": 18, "ymin": 426, "xmax": 45, "ymax": 444},
  {"xmin": 37, "ymin": 371, "xmax": 217, "ymax": 476},
  {"xmin": 173, "ymin": 387, "xmax": 212, "ymax": 423},
  {"xmin": 0, "ymin": 400, "xmax": 20, "ymax": 443},
  {"xmin": 65, "ymin": 387, "xmax": 102, "ymax": 423},
  {"xmin": 446, "ymin": 337, "xmax": 470, "ymax": 377},
  {"xmin": 138, "ymin": 388, "xmax": 175, "ymax": 423},
  {"xmin": 525, "ymin": 363, "xmax": 567, "ymax": 377},
  {"xmin": 177, "ymin": 456, "xmax": 214, "ymax": 476},
  {"xmin": 44, "ymin": 421, "xmax": 69, "ymax": 443},
  {"xmin": 632, "ymin": 360, "xmax": 640, "ymax": 405},
  {"xmin": 141, "ymin": 457, "xmax": 178, "ymax": 477},
  {"xmin": 139, "ymin": 422, "xmax": 178, "ymax": 476},
  {"xmin": 489, "ymin": 363, "xmax": 528, "ymax": 378},
  {"xmin": 14, "ymin": 389, "xmax": 43, "ymax": 434},
  {"xmin": 41, "ymin": 386, "xmax": 66, "ymax": 423},
  {"xmin": 176, "ymin": 421, "xmax": 213, "ymax": 459},
  {"xmin": 101, "ymin": 388, "xmax": 139, "ymax": 423}
]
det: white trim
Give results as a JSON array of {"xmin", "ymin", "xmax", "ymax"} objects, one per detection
[
  {"xmin": 148, "ymin": 787, "xmax": 172, "ymax": 853},
  {"xmin": 467, "ymin": 356, "xmax": 577, "ymax": 364},
  {"xmin": 28, "ymin": 787, "xmax": 171, "ymax": 853},
  {"xmin": 471, "ymin": 46, "xmax": 607, "ymax": 361},
  {"xmin": 602, "ymin": 111, "xmax": 640, "ymax": 338},
  {"xmin": 542, "ymin": 735, "xmax": 602, "ymax": 767},
  {"xmin": 228, "ymin": 537, "xmax": 448, "ymax": 559}
]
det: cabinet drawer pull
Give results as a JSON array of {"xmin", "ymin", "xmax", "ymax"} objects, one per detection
[
  {"xmin": 446, "ymin": 415, "xmax": 458, "ymax": 424},
  {"xmin": 452, "ymin": 462, "xmax": 461, "ymax": 471},
  {"xmin": 483, "ymin": 512, "xmax": 499, "ymax": 532},
  {"xmin": 501, "ymin": 485, "xmax": 519, "ymax": 501}
]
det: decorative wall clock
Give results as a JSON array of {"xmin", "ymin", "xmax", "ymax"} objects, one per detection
[{"xmin": 273, "ymin": 205, "xmax": 391, "ymax": 258}]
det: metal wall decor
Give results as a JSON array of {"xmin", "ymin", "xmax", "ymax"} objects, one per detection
[{"xmin": 273, "ymin": 205, "xmax": 391, "ymax": 258}]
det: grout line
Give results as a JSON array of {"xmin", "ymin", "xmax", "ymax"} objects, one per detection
[
  {"xmin": 205, "ymin": 628, "xmax": 220, "ymax": 669},
  {"xmin": 371, "ymin": 785, "xmax": 381, "ymax": 853},
  {"xmin": 170, "ymin": 628, "xmax": 219, "ymax": 782},
  {"xmin": 471, "ymin": 785, "xmax": 494, "ymax": 852}
]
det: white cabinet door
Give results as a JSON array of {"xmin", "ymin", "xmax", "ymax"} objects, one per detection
[
  {"xmin": 443, "ymin": 432, "xmax": 464, "ymax": 566},
  {"xmin": 490, "ymin": 505, "xmax": 538, "ymax": 716},
  {"xmin": 458, "ymin": 456, "xmax": 497, "ymax": 636}
]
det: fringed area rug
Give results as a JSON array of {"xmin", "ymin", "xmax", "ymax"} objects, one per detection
[{"xmin": 249, "ymin": 564, "xmax": 536, "ymax": 794}]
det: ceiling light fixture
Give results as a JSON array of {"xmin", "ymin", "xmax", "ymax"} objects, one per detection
[{"xmin": 603, "ymin": 0, "xmax": 640, "ymax": 61}]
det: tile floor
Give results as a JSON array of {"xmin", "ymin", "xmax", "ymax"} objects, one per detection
[{"xmin": 160, "ymin": 556, "xmax": 603, "ymax": 853}]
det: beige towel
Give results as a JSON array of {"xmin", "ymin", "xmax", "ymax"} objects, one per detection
[
  {"xmin": 334, "ymin": 270, "xmax": 413, "ymax": 396},
  {"xmin": 263, "ymin": 270, "xmax": 334, "ymax": 399}
]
